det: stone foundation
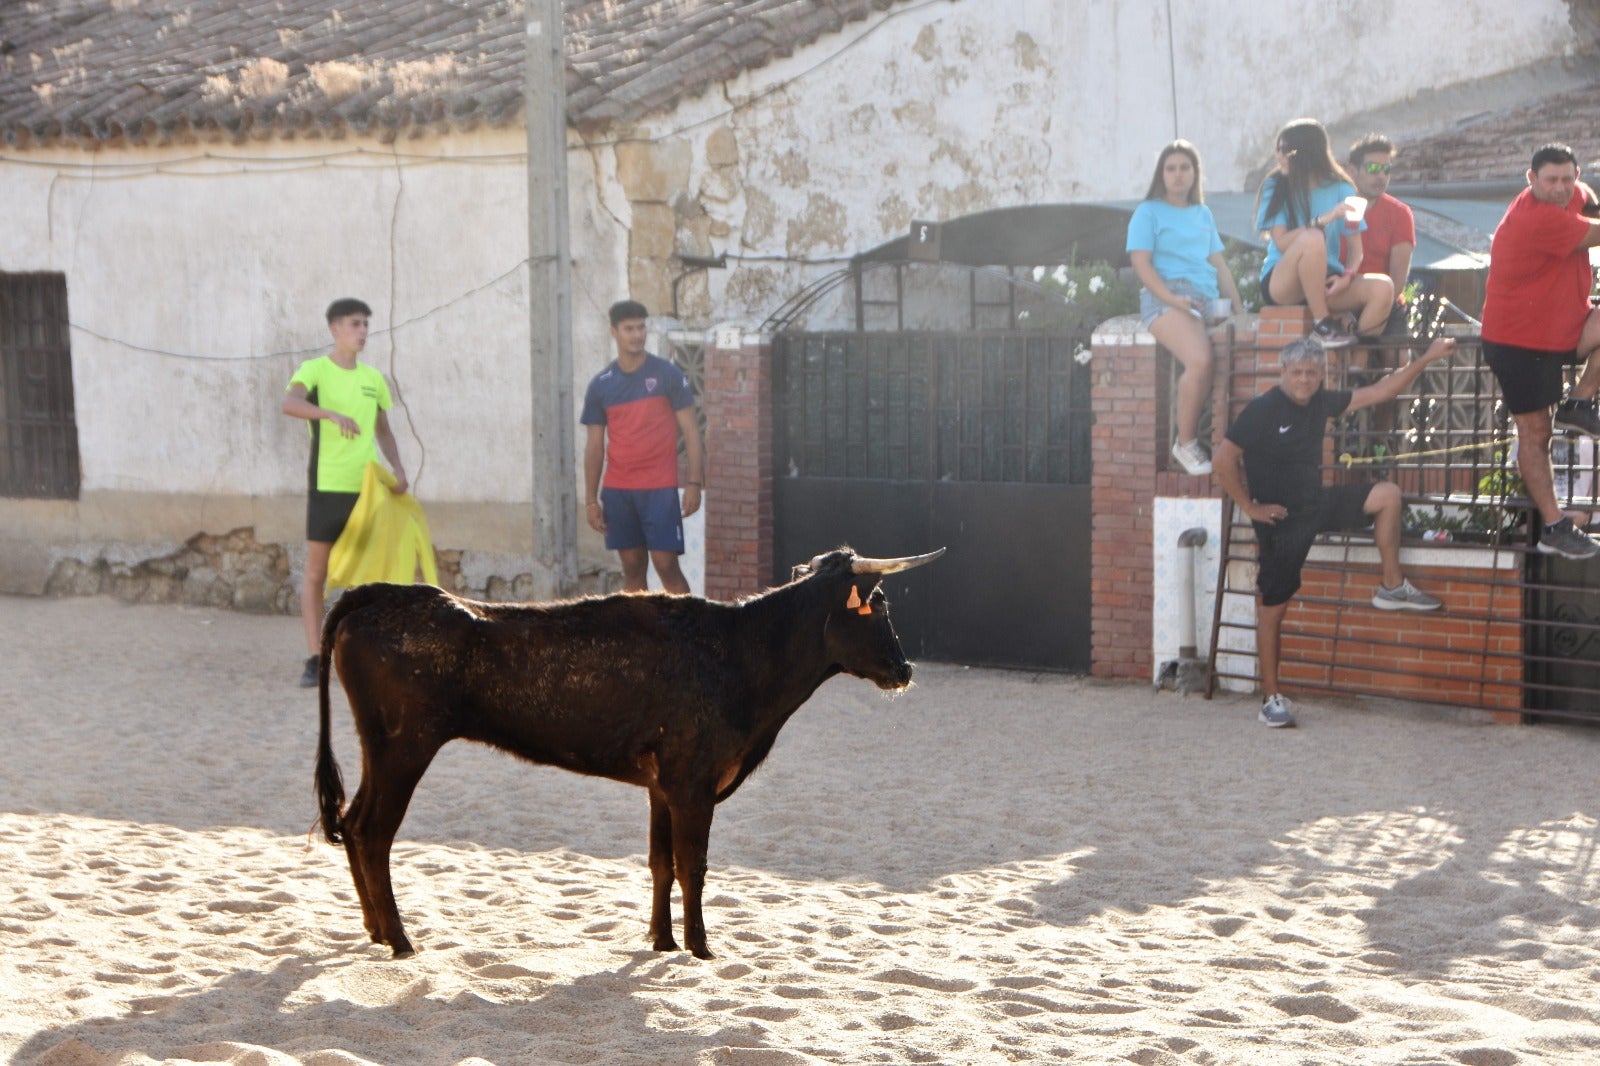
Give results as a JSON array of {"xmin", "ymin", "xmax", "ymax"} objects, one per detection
[{"xmin": 42, "ymin": 527, "xmax": 621, "ymax": 613}]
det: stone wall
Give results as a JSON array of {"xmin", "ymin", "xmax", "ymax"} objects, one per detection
[{"xmin": 42, "ymin": 528, "xmax": 620, "ymax": 613}]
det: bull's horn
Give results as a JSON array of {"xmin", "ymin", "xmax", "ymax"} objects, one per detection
[{"xmin": 851, "ymin": 547, "xmax": 947, "ymax": 575}]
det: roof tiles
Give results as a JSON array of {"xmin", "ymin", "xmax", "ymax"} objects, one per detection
[{"xmin": 0, "ymin": 0, "xmax": 904, "ymax": 147}]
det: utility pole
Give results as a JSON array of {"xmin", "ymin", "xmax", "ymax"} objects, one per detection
[{"xmin": 525, "ymin": 0, "xmax": 578, "ymax": 599}]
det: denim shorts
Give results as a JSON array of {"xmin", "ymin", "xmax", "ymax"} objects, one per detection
[{"xmin": 1139, "ymin": 277, "xmax": 1208, "ymax": 331}]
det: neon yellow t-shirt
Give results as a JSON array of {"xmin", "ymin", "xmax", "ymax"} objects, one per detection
[{"xmin": 288, "ymin": 356, "xmax": 393, "ymax": 493}]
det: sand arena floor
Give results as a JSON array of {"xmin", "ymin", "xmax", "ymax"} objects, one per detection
[{"xmin": 3, "ymin": 595, "xmax": 1600, "ymax": 1064}]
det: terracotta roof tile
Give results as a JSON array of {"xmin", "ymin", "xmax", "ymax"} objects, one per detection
[
  {"xmin": 1395, "ymin": 84, "xmax": 1600, "ymax": 185},
  {"xmin": 0, "ymin": 0, "xmax": 907, "ymax": 147}
]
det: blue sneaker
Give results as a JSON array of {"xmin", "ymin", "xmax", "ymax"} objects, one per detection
[{"xmin": 1259, "ymin": 693, "xmax": 1295, "ymax": 728}]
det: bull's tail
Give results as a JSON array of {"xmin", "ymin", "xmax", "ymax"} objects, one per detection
[{"xmin": 314, "ymin": 589, "xmax": 371, "ymax": 845}]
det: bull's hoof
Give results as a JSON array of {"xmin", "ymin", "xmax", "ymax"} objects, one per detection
[
  {"xmin": 689, "ymin": 944, "xmax": 715, "ymax": 961},
  {"xmin": 391, "ymin": 946, "xmax": 416, "ymax": 960},
  {"xmin": 652, "ymin": 935, "xmax": 680, "ymax": 952}
]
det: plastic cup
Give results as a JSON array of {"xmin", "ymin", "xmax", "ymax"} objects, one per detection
[
  {"xmin": 1207, "ymin": 298, "xmax": 1232, "ymax": 322},
  {"xmin": 1344, "ymin": 195, "xmax": 1367, "ymax": 229}
]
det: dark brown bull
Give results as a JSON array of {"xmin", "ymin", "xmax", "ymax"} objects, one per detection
[{"xmin": 314, "ymin": 546, "xmax": 943, "ymax": 959}]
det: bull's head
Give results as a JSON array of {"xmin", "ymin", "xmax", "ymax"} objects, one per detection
[{"xmin": 798, "ymin": 548, "xmax": 945, "ymax": 691}]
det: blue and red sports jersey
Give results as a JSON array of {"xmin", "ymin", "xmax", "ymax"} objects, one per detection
[{"xmin": 580, "ymin": 353, "xmax": 694, "ymax": 489}]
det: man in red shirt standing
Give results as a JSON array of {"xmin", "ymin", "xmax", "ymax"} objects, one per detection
[
  {"xmin": 582, "ymin": 300, "xmax": 705, "ymax": 592},
  {"xmin": 1347, "ymin": 134, "xmax": 1415, "ymax": 336},
  {"xmin": 1481, "ymin": 143, "xmax": 1600, "ymax": 559}
]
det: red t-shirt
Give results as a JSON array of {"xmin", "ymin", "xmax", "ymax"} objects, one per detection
[
  {"xmin": 1482, "ymin": 185, "xmax": 1596, "ymax": 352},
  {"xmin": 1353, "ymin": 193, "xmax": 1415, "ymax": 279}
]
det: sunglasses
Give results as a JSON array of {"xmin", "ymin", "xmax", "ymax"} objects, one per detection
[{"xmin": 1364, "ymin": 162, "xmax": 1393, "ymax": 174}]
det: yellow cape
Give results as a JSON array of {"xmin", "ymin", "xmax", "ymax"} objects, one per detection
[{"xmin": 328, "ymin": 462, "xmax": 439, "ymax": 591}]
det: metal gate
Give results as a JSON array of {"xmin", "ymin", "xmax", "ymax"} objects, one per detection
[{"xmin": 773, "ymin": 331, "xmax": 1093, "ymax": 671}]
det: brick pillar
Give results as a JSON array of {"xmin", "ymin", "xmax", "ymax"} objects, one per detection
[
  {"xmin": 702, "ymin": 331, "xmax": 773, "ymax": 601},
  {"xmin": 1089, "ymin": 319, "xmax": 1160, "ymax": 679},
  {"xmin": 1089, "ymin": 315, "xmax": 1257, "ymax": 680}
]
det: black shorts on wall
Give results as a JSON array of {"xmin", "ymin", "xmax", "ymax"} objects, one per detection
[{"xmin": 1253, "ymin": 483, "xmax": 1376, "ymax": 607}]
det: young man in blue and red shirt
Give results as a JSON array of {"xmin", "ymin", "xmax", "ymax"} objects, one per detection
[{"xmin": 581, "ymin": 300, "xmax": 704, "ymax": 593}]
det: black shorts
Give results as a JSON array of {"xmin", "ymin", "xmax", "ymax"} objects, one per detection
[
  {"xmin": 1381, "ymin": 300, "xmax": 1409, "ymax": 337},
  {"xmin": 1482, "ymin": 340, "xmax": 1580, "ymax": 415},
  {"xmin": 307, "ymin": 490, "xmax": 360, "ymax": 543},
  {"xmin": 1259, "ymin": 267, "xmax": 1283, "ymax": 307},
  {"xmin": 1254, "ymin": 484, "xmax": 1376, "ymax": 607}
]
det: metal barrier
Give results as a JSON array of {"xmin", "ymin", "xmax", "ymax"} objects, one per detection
[{"xmin": 1207, "ymin": 333, "xmax": 1600, "ymax": 724}]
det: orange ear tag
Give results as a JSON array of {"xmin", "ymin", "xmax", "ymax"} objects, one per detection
[
  {"xmin": 845, "ymin": 587, "xmax": 861, "ymax": 609},
  {"xmin": 857, "ymin": 603, "xmax": 873, "ymax": 616}
]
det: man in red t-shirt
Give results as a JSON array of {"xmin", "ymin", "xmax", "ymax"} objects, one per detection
[
  {"xmin": 1481, "ymin": 143, "xmax": 1600, "ymax": 559},
  {"xmin": 581, "ymin": 300, "xmax": 705, "ymax": 592},
  {"xmin": 1347, "ymin": 134, "xmax": 1416, "ymax": 335}
]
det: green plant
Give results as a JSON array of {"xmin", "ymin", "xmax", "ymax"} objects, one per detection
[
  {"xmin": 1025, "ymin": 260, "xmax": 1139, "ymax": 333},
  {"xmin": 1223, "ymin": 240, "xmax": 1265, "ymax": 312}
]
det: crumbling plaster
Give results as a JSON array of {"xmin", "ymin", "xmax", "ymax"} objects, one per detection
[{"xmin": 601, "ymin": 0, "xmax": 1578, "ymax": 328}]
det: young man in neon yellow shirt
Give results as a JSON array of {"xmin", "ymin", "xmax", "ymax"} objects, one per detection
[{"xmin": 282, "ymin": 298, "xmax": 409, "ymax": 686}]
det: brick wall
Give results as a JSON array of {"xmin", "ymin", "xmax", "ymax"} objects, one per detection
[
  {"xmin": 1090, "ymin": 317, "xmax": 1243, "ymax": 678},
  {"xmin": 701, "ymin": 333, "xmax": 773, "ymax": 601},
  {"xmin": 1282, "ymin": 560, "xmax": 1523, "ymax": 720}
]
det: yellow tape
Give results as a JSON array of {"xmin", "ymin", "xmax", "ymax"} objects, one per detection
[{"xmin": 1338, "ymin": 435, "xmax": 1510, "ymax": 469}]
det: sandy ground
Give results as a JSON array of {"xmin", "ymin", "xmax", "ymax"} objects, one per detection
[{"xmin": 3, "ymin": 595, "xmax": 1600, "ymax": 1065}]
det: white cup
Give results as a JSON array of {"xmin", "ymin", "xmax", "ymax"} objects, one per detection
[
  {"xmin": 1343, "ymin": 195, "xmax": 1367, "ymax": 228},
  {"xmin": 1207, "ymin": 298, "xmax": 1232, "ymax": 323}
]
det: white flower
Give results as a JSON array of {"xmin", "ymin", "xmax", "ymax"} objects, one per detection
[
  {"xmin": 1088, "ymin": 275, "xmax": 1105, "ymax": 293},
  {"xmin": 1073, "ymin": 343, "xmax": 1092, "ymax": 365},
  {"xmin": 1065, "ymin": 280, "xmax": 1078, "ymax": 300},
  {"xmin": 1032, "ymin": 266, "xmax": 1046, "ymax": 282},
  {"xmin": 1052, "ymin": 265, "xmax": 1069, "ymax": 285}
]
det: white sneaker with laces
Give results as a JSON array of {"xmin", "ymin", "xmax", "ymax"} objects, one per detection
[{"xmin": 1171, "ymin": 439, "xmax": 1213, "ymax": 476}]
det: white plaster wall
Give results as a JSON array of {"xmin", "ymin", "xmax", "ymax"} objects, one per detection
[
  {"xmin": 1151, "ymin": 495, "xmax": 1223, "ymax": 684},
  {"xmin": 0, "ymin": 131, "xmax": 640, "ymax": 565},
  {"xmin": 620, "ymin": 0, "xmax": 1577, "ymax": 328}
]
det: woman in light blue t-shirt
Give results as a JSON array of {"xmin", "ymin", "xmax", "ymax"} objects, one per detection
[
  {"xmin": 1127, "ymin": 139, "xmax": 1243, "ymax": 476},
  {"xmin": 1254, "ymin": 118, "xmax": 1394, "ymax": 348}
]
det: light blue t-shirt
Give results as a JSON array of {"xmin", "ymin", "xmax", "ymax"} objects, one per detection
[
  {"xmin": 1125, "ymin": 199, "xmax": 1225, "ymax": 299},
  {"xmin": 1256, "ymin": 175, "xmax": 1365, "ymax": 278}
]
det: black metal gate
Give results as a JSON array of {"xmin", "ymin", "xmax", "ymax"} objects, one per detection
[{"xmin": 773, "ymin": 331, "xmax": 1093, "ymax": 671}]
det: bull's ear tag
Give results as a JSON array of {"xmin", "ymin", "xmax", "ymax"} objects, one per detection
[{"xmin": 845, "ymin": 586, "xmax": 862, "ymax": 609}]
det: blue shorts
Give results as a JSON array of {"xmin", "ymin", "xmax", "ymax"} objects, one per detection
[{"xmin": 601, "ymin": 487, "xmax": 684, "ymax": 552}]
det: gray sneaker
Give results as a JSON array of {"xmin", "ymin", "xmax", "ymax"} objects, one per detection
[
  {"xmin": 1554, "ymin": 397, "xmax": 1600, "ymax": 437},
  {"xmin": 1538, "ymin": 517, "xmax": 1600, "ymax": 560},
  {"xmin": 1372, "ymin": 578, "xmax": 1443, "ymax": 611},
  {"xmin": 1171, "ymin": 438, "xmax": 1213, "ymax": 476},
  {"xmin": 1259, "ymin": 693, "xmax": 1296, "ymax": 728},
  {"xmin": 298, "ymin": 655, "xmax": 319, "ymax": 688}
]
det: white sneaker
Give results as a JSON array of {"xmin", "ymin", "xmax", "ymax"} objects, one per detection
[
  {"xmin": 1259, "ymin": 693, "xmax": 1295, "ymax": 728},
  {"xmin": 1171, "ymin": 439, "xmax": 1212, "ymax": 476}
]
